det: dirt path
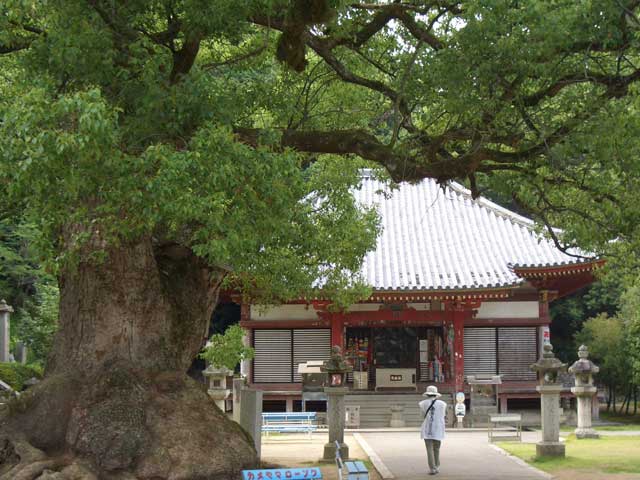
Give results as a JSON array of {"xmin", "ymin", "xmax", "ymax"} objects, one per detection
[{"xmin": 261, "ymin": 433, "xmax": 381, "ymax": 480}]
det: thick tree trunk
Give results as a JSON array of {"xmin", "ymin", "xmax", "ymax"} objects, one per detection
[{"xmin": 0, "ymin": 238, "xmax": 257, "ymax": 479}]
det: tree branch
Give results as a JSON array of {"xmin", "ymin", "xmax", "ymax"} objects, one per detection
[
  {"xmin": 522, "ymin": 69, "xmax": 640, "ymax": 106},
  {"xmin": 170, "ymin": 36, "xmax": 201, "ymax": 83},
  {"xmin": 202, "ymin": 45, "xmax": 267, "ymax": 70},
  {"xmin": 0, "ymin": 42, "xmax": 31, "ymax": 54},
  {"xmin": 394, "ymin": 10, "xmax": 444, "ymax": 50}
]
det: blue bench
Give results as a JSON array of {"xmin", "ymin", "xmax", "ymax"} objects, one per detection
[
  {"xmin": 335, "ymin": 441, "xmax": 369, "ymax": 480},
  {"xmin": 242, "ymin": 467, "xmax": 322, "ymax": 480},
  {"xmin": 262, "ymin": 412, "xmax": 317, "ymax": 438}
]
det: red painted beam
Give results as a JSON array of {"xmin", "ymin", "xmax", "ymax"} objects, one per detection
[
  {"xmin": 239, "ymin": 320, "xmax": 330, "ymax": 329},
  {"xmin": 339, "ymin": 308, "xmax": 443, "ymax": 325},
  {"xmin": 465, "ymin": 317, "xmax": 549, "ymax": 326}
]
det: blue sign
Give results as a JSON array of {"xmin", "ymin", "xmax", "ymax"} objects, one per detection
[{"xmin": 242, "ymin": 468, "xmax": 322, "ymax": 480}]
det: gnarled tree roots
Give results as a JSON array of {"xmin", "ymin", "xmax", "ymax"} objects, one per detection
[{"xmin": 0, "ymin": 366, "xmax": 257, "ymax": 480}]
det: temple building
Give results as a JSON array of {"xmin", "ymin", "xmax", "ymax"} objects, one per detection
[{"xmin": 238, "ymin": 171, "xmax": 601, "ymax": 424}]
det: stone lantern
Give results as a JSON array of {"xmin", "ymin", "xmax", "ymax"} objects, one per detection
[
  {"xmin": 530, "ymin": 343, "xmax": 567, "ymax": 457},
  {"xmin": 203, "ymin": 364, "xmax": 232, "ymax": 411},
  {"xmin": 569, "ymin": 345, "xmax": 599, "ymax": 439},
  {"xmin": 322, "ymin": 345, "xmax": 353, "ymax": 460}
]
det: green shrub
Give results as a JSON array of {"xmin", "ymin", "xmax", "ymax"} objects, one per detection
[
  {"xmin": 199, "ymin": 324, "xmax": 254, "ymax": 371},
  {"xmin": 0, "ymin": 362, "xmax": 43, "ymax": 391}
]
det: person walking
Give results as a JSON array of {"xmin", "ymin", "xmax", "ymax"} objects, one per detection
[{"xmin": 419, "ymin": 385, "xmax": 447, "ymax": 475}]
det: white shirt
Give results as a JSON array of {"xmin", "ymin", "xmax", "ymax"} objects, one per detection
[{"xmin": 419, "ymin": 398, "xmax": 447, "ymax": 441}]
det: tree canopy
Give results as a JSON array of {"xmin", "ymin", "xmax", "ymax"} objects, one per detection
[{"xmin": 3, "ymin": 0, "xmax": 640, "ymax": 294}]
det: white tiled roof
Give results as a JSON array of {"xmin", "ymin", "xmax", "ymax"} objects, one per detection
[{"xmin": 355, "ymin": 171, "xmax": 592, "ymax": 291}]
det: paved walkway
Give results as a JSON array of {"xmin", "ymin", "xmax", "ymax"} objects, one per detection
[{"xmin": 357, "ymin": 431, "xmax": 549, "ymax": 480}]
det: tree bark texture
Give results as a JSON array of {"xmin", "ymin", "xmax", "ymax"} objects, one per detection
[{"xmin": 0, "ymin": 238, "xmax": 257, "ymax": 479}]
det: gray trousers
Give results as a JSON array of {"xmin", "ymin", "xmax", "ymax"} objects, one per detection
[{"xmin": 424, "ymin": 439, "xmax": 441, "ymax": 470}]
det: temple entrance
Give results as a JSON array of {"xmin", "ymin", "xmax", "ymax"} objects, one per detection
[{"xmin": 345, "ymin": 326, "xmax": 449, "ymax": 391}]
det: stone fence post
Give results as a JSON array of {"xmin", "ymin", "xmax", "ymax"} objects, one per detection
[{"xmin": 240, "ymin": 388, "xmax": 263, "ymax": 458}]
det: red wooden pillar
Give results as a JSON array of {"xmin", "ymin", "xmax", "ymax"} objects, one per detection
[
  {"xmin": 330, "ymin": 313, "xmax": 345, "ymax": 350},
  {"xmin": 539, "ymin": 290, "xmax": 550, "ymax": 323},
  {"xmin": 538, "ymin": 289, "xmax": 557, "ymax": 355},
  {"xmin": 240, "ymin": 302, "xmax": 250, "ymax": 323},
  {"xmin": 452, "ymin": 304, "xmax": 466, "ymax": 394}
]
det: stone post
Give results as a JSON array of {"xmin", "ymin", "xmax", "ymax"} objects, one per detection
[
  {"xmin": 592, "ymin": 394, "xmax": 600, "ymax": 420},
  {"xmin": 569, "ymin": 345, "xmax": 599, "ymax": 439},
  {"xmin": 15, "ymin": 342, "xmax": 28, "ymax": 364},
  {"xmin": 240, "ymin": 388, "xmax": 263, "ymax": 458},
  {"xmin": 324, "ymin": 386, "xmax": 349, "ymax": 460},
  {"xmin": 321, "ymin": 346, "xmax": 352, "ymax": 460},
  {"xmin": 390, "ymin": 404, "xmax": 405, "ymax": 427},
  {"xmin": 0, "ymin": 300, "xmax": 13, "ymax": 363},
  {"xmin": 531, "ymin": 343, "xmax": 567, "ymax": 457},
  {"xmin": 233, "ymin": 377, "xmax": 245, "ymax": 423}
]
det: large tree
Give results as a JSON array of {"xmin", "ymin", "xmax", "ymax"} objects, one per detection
[{"xmin": 2, "ymin": 1, "xmax": 640, "ymax": 478}]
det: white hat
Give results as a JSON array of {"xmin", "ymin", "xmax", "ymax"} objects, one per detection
[{"xmin": 422, "ymin": 385, "xmax": 442, "ymax": 397}]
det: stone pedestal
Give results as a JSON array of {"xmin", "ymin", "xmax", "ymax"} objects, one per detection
[
  {"xmin": 536, "ymin": 384, "xmax": 565, "ymax": 457},
  {"xmin": 571, "ymin": 386, "xmax": 599, "ymax": 438},
  {"xmin": 323, "ymin": 386, "xmax": 349, "ymax": 460},
  {"xmin": 240, "ymin": 388, "xmax": 263, "ymax": 458},
  {"xmin": 390, "ymin": 404, "xmax": 405, "ymax": 427}
]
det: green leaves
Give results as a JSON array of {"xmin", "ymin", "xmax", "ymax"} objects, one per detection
[
  {"xmin": 0, "ymin": 76, "xmax": 378, "ymax": 304},
  {"xmin": 619, "ymin": 281, "xmax": 640, "ymax": 385},
  {"xmin": 4, "ymin": 0, "xmax": 640, "ymax": 310},
  {"xmin": 0, "ymin": 218, "xmax": 58, "ymax": 365},
  {"xmin": 577, "ymin": 313, "xmax": 631, "ymax": 389},
  {"xmin": 199, "ymin": 324, "xmax": 254, "ymax": 371}
]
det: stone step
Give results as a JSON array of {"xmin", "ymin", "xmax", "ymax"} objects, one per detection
[{"xmin": 344, "ymin": 393, "xmax": 453, "ymax": 428}]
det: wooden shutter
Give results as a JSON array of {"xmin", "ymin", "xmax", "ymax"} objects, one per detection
[
  {"xmin": 498, "ymin": 327, "xmax": 537, "ymax": 381},
  {"xmin": 253, "ymin": 329, "xmax": 292, "ymax": 383},
  {"xmin": 293, "ymin": 329, "xmax": 331, "ymax": 382},
  {"xmin": 463, "ymin": 327, "xmax": 497, "ymax": 377}
]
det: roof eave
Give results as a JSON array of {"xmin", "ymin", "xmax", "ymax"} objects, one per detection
[{"xmin": 511, "ymin": 259, "xmax": 605, "ymax": 278}]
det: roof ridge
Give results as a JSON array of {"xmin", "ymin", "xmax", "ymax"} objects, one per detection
[
  {"xmin": 444, "ymin": 181, "xmax": 594, "ymax": 265},
  {"xmin": 359, "ymin": 169, "xmax": 538, "ymax": 229},
  {"xmin": 446, "ymin": 180, "xmax": 537, "ymax": 229}
]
